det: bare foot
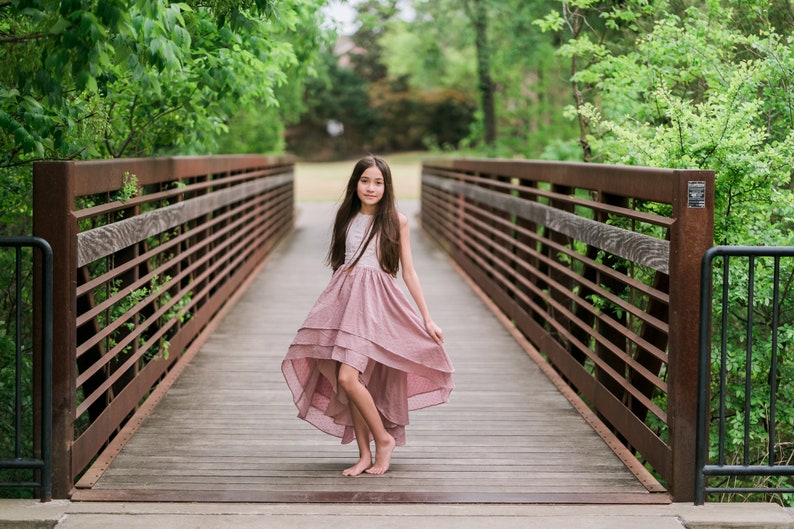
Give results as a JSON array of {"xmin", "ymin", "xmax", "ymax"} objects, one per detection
[
  {"xmin": 365, "ymin": 434, "xmax": 395, "ymax": 475},
  {"xmin": 342, "ymin": 455, "xmax": 372, "ymax": 477}
]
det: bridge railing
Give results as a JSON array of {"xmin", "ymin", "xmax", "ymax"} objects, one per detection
[
  {"xmin": 421, "ymin": 157, "xmax": 714, "ymax": 501},
  {"xmin": 696, "ymin": 246, "xmax": 794, "ymax": 504},
  {"xmin": 33, "ymin": 155, "xmax": 295, "ymax": 497}
]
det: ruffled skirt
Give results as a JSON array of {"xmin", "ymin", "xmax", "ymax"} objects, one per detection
[{"xmin": 281, "ymin": 264, "xmax": 454, "ymax": 445}]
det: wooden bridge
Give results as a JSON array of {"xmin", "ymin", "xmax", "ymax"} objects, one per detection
[{"xmin": 30, "ymin": 155, "xmax": 714, "ymax": 503}]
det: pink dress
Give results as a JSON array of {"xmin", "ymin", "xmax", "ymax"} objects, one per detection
[{"xmin": 281, "ymin": 212, "xmax": 454, "ymax": 445}]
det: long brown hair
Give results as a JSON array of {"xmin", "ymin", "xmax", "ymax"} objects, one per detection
[{"xmin": 326, "ymin": 155, "xmax": 401, "ymax": 276}]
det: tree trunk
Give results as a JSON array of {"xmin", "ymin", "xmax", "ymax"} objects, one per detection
[
  {"xmin": 466, "ymin": 0, "xmax": 496, "ymax": 145},
  {"xmin": 565, "ymin": 6, "xmax": 591, "ymax": 162}
]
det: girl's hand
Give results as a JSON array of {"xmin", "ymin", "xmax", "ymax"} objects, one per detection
[{"xmin": 425, "ymin": 320, "xmax": 444, "ymax": 345}]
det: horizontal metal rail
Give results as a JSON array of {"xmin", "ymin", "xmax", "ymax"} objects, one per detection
[
  {"xmin": 0, "ymin": 237, "xmax": 52, "ymax": 501},
  {"xmin": 695, "ymin": 246, "xmax": 794, "ymax": 504}
]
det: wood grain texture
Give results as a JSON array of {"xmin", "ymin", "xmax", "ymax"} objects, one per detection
[
  {"xmin": 76, "ymin": 201, "xmax": 667, "ymax": 504},
  {"xmin": 76, "ymin": 174, "xmax": 292, "ymax": 267},
  {"xmin": 423, "ymin": 174, "xmax": 670, "ymax": 273}
]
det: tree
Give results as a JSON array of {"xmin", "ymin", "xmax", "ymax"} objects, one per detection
[
  {"xmin": 461, "ymin": 0, "xmax": 495, "ymax": 146},
  {"xmin": 533, "ymin": 0, "xmax": 657, "ymax": 162},
  {"xmin": 285, "ymin": 47, "xmax": 376, "ymax": 158},
  {"xmin": 539, "ymin": 1, "xmax": 794, "ymax": 499},
  {"xmin": 0, "ymin": 0, "xmax": 329, "ymax": 496},
  {"xmin": 0, "ymin": 0, "xmax": 327, "ymax": 230},
  {"xmin": 379, "ymin": 0, "xmax": 575, "ymax": 157},
  {"xmin": 558, "ymin": 2, "xmax": 794, "ymax": 246},
  {"xmin": 0, "ymin": 0, "xmax": 326, "ymax": 166},
  {"xmin": 349, "ymin": 0, "xmax": 400, "ymax": 82}
]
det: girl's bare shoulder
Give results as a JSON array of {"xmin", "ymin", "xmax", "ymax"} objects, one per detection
[{"xmin": 398, "ymin": 211, "xmax": 409, "ymax": 228}]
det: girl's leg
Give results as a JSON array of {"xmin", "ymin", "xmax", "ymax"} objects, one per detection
[
  {"xmin": 342, "ymin": 400, "xmax": 372, "ymax": 476},
  {"xmin": 337, "ymin": 363, "xmax": 396, "ymax": 475}
]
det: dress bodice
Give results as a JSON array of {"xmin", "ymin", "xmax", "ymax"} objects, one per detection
[{"xmin": 345, "ymin": 213, "xmax": 380, "ymax": 269}]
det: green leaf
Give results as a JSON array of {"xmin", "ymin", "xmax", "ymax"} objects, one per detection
[{"xmin": 49, "ymin": 17, "xmax": 72, "ymax": 35}]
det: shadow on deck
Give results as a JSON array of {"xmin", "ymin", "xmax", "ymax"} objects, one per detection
[{"xmin": 70, "ymin": 201, "xmax": 669, "ymax": 504}]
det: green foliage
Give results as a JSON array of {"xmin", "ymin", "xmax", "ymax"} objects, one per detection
[
  {"xmin": 568, "ymin": 5, "xmax": 794, "ymax": 247},
  {"xmin": 375, "ymin": 0, "xmax": 578, "ymax": 157},
  {"xmin": 114, "ymin": 172, "xmax": 140, "ymax": 203},
  {"xmin": 536, "ymin": 0, "xmax": 794, "ymax": 502},
  {"xmin": 379, "ymin": 20, "xmax": 476, "ymax": 95},
  {"xmin": 100, "ymin": 274, "xmax": 193, "ymax": 362},
  {"xmin": 286, "ymin": 47, "xmax": 376, "ymax": 159},
  {"xmin": 0, "ymin": 0, "xmax": 327, "ymax": 165},
  {"xmin": 0, "ymin": 0, "xmax": 329, "ymax": 497},
  {"xmin": 367, "ymin": 79, "xmax": 476, "ymax": 152},
  {"xmin": 216, "ymin": 103, "xmax": 285, "ymax": 154}
]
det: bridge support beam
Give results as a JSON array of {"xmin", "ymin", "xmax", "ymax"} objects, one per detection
[
  {"xmin": 34, "ymin": 162, "xmax": 77, "ymax": 499},
  {"xmin": 667, "ymin": 170, "xmax": 714, "ymax": 502}
]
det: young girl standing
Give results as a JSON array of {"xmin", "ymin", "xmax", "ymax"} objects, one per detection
[{"xmin": 281, "ymin": 155, "xmax": 454, "ymax": 476}]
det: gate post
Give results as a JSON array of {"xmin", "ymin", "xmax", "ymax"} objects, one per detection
[
  {"xmin": 33, "ymin": 162, "xmax": 77, "ymax": 498},
  {"xmin": 666, "ymin": 170, "xmax": 714, "ymax": 501}
]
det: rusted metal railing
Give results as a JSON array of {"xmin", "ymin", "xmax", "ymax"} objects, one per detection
[
  {"xmin": 421, "ymin": 158, "xmax": 714, "ymax": 501},
  {"xmin": 33, "ymin": 155, "xmax": 294, "ymax": 497}
]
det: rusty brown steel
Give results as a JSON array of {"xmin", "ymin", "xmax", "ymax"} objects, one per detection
[
  {"xmin": 428, "ymin": 166, "xmax": 676, "ymax": 229},
  {"xmin": 33, "ymin": 155, "xmax": 294, "ymax": 498},
  {"xmin": 666, "ymin": 170, "xmax": 714, "ymax": 502},
  {"xmin": 421, "ymin": 158, "xmax": 714, "ymax": 502},
  {"xmin": 427, "ymin": 158, "xmax": 678, "ymax": 202},
  {"xmin": 448, "ymin": 208, "xmax": 668, "ymax": 407},
  {"xmin": 424, "ymin": 198, "xmax": 668, "ymax": 419}
]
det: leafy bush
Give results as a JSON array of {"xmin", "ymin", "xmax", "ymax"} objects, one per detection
[{"xmin": 540, "ymin": 0, "xmax": 794, "ymax": 502}]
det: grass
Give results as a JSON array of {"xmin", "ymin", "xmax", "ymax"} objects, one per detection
[{"xmin": 294, "ymin": 151, "xmax": 432, "ymax": 203}]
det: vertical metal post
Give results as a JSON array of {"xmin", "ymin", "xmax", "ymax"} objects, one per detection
[
  {"xmin": 695, "ymin": 247, "xmax": 718, "ymax": 505},
  {"xmin": 15, "ymin": 247, "xmax": 23, "ymax": 459},
  {"xmin": 33, "ymin": 162, "xmax": 77, "ymax": 498},
  {"xmin": 718, "ymin": 257, "xmax": 729, "ymax": 465},
  {"xmin": 39, "ymin": 237, "xmax": 53, "ymax": 501},
  {"xmin": 30, "ymin": 237, "xmax": 54, "ymax": 501},
  {"xmin": 667, "ymin": 170, "xmax": 714, "ymax": 502},
  {"xmin": 769, "ymin": 257, "xmax": 780, "ymax": 471},
  {"xmin": 743, "ymin": 258, "xmax": 755, "ymax": 465}
]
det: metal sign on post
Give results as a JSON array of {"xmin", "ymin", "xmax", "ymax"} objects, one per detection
[{"xmin": 688, "ymin": 181, "xmax": 706, "ymax": 208}]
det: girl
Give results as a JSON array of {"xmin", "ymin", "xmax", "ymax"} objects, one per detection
[{"xmin": 281, "ymin": 155, "xmax": 454, "ymax": 476}]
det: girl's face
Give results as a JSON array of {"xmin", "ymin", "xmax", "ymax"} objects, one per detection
[{"xmin": 357, "ymin": 165, "xmax": 385, "ymax": 214}]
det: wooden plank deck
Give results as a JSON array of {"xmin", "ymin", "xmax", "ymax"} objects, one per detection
[{"xmin": 72, "ymin": 201, "xmax": 669, "ymax": 504}]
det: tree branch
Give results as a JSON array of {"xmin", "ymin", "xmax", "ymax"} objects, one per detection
[{"xmin": 0, "ymin": 33, "xmax": 49, "ymax": 44}]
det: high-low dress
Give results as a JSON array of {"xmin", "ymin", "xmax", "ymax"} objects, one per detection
[{"xmin": 281, "ymin": 212, "xmax": 454, "ymax": 446}]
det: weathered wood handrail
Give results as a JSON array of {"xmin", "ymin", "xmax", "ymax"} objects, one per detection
[
  {"xmin": 33, "ymin": 155, "xmax": 295, "ymax": 497},
  {"xmin": 421, "ymin": 157, "xmax": 714, "ymax": 502}
]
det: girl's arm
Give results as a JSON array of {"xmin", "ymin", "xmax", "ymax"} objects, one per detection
[{"xmin": 398, "ymin": 213, "xmax": 444, "ymax": 344}]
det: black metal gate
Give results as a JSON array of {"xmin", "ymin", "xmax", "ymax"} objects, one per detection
[
  {"xmin": 0, "ymin": 236, "xmax": 52, "ymax": 501},
  {"xmin": 696, "ymin": 246, "xmax": 794, "ymax": 504}
]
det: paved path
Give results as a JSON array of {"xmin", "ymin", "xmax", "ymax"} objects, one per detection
[{"xmin": 3, "ymin": 499, "xmax": 794, "ymax": 528}]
